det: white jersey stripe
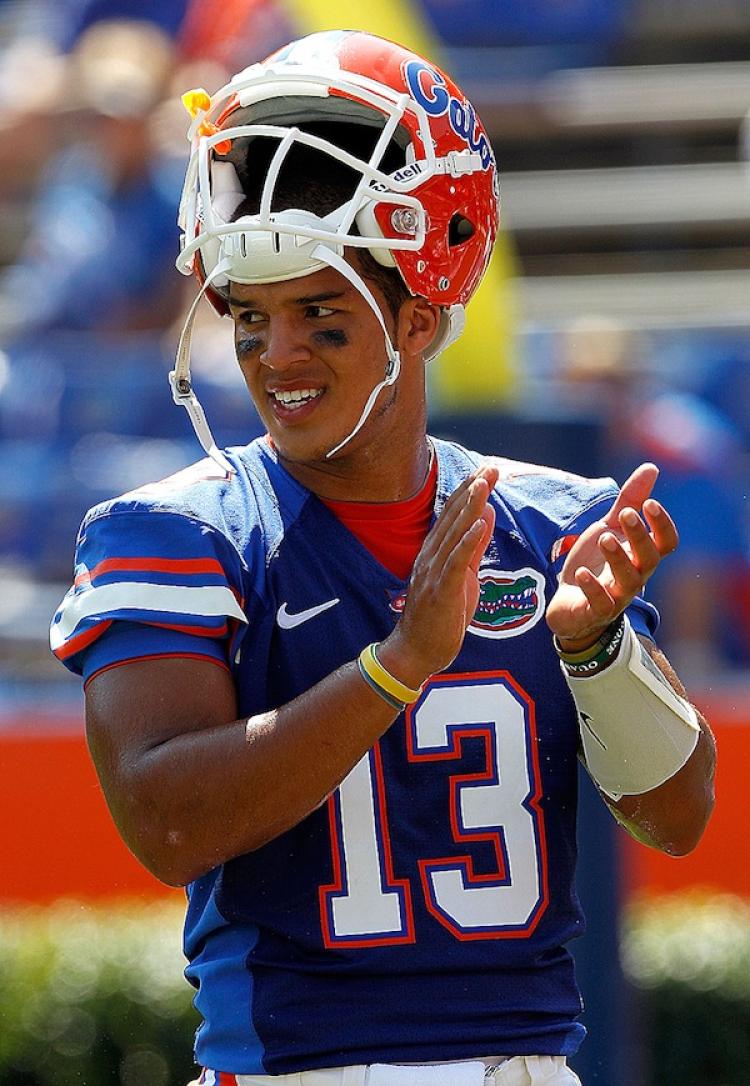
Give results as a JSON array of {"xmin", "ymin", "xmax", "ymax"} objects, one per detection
[{"xmin": 50, "ymin": 581, "xmax": 247, "ymax": 650}]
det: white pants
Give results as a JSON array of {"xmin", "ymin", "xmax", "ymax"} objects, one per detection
[{"xmin": 194, "ymin": 1055, "xmax": 582, "ymax": 1085}]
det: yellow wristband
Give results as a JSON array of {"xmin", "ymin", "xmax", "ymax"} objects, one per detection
[{"xmin": 358, "ymin": 643, "xmax": 423, "ymax": 706}]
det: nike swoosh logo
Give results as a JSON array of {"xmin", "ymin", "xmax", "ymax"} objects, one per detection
[{"xmin": 276, "ymin": 598, "xmax": 340, "ymax": 629}]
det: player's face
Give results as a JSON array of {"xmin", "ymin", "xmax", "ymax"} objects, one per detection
[{"xmin": 228, "ymin": 263, "xmax": 417, "ymax": 473}]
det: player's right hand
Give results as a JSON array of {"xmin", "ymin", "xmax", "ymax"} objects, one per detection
[{"xmin": 378, "ymin": 463, "xmax": 498, "ymax": 689}]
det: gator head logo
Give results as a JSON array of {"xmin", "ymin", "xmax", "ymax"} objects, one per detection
[{"xmin": 468, "ymin": 567, "xmax": 545, "ymax": 639}]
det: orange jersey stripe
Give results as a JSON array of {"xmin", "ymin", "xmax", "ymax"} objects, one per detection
[
  {"xmin": 144, "ymin": 619, "xmax": 230, "ymax": 638},
  {"xmin": 75, "ymin": 556, "xmax": 226, "ymax": 587},
  {"xmin": 53, "ymin": 619, "xmax": 113, "ymax": 661}
]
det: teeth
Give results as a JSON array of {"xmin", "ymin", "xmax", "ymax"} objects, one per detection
[{"xmin": 272, "ymin": 388, "xmax": 323, "ymax": 406}]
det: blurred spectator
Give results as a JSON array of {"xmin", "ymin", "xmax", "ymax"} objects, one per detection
[
  {"xmin": 0, "ymin": 36, "xmax": 69, "ymax": 210},
  {"xmin": 0, "ymin": 19, "xmax": 182, "ymax": 341},
  {"xmin": 418, "ymin": 0, "xmax": 632, "ymax": 49},
  {"xmin": 178, "ymin": 0, "xmax": 295, "ymax": 70},
  {"xmin": 2, "ymin": 0, "xmax": 294, "ymax": 71},
  {"xmin": 0, "ymin": 19, "xmax": 189, "ymax": 581},
  {"xmin": 558, "ymin": 318, "xmax": 750, "ymax": 681},
  {"xmin": 3, "ymin": 0, "xmax": 189, "ymax": 52}
]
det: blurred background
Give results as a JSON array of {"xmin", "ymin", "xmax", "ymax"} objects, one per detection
[{"xmin": 0, "ymin": 1, "xmax": 748, "ymax": 1084}]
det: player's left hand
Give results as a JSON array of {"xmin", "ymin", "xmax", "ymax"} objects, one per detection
[{"xmin": 545, "ymin": 462, "xmax": 679, "ymax": 650}]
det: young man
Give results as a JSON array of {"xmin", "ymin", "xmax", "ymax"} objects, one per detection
[{"xmin": 51, "ymin": 31, "xmax": 715, "ymax": 1086}]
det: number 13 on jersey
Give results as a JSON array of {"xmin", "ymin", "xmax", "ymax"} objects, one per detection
[{"xmin": 319, "ymin": 672, "xmax": 549, "ymax": 946}]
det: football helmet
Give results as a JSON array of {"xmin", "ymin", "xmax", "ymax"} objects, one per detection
[{"xmin": 171, "ymin": 30, "xmax": 500, "ymax": 468}]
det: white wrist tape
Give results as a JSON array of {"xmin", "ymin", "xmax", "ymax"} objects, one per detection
[{"xmin": 562, "ymin": 616, "xmax": 700, "ymax": 801}]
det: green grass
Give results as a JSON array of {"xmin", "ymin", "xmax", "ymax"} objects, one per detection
[
  {"xmin": 0, "ymin": 900, "xmax": 197, "ymax": 1086},
  {"xmin": 622, "ymin": 891, "xmax": 750, "ymax": 1086}
]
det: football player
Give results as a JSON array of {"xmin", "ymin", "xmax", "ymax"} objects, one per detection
[{"xmin": 51, "ymin": 30, "xmax": 715, "ymax": 1086}]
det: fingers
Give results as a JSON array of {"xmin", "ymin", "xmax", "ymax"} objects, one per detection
[
  {"xmin": 419, "ymin": 463, "xmax": 498, "ymax": 562},
  {"xmin": 616, "ymin": 498, "xmax": 678, "ymax": 570},
  {"xmin": 395, "ymin": 467, "xmax": 498, "ymax": 677},
  {"xmin": 551, "ymin": 468, "xmax": 679, "ymax": 643},
  {"xmin": 591, "ymin": 496, "xmax": 677, "ymax": 605},
  {"xmin": 597, "ymin": 530, "xmax": 649, "ymax": 602},
  {"xmin": 469, "ymin": 505, "xmax": 496, "ymax": 575},
  {"xmin": 428, "ymin": 479, "xmax": 492, "ymax": 572},
  {"xmin": 443, "ymin": 515, "xmax": 488, "ymax": 579},
  {"xmin": 643, "ymin": 498, "xmax": 679, "ymax": 555},
  {"xmin": 599, "ymin": 464, "xmax": 679, "ymax": 593},
  {"xmin": 441, "ymin": 505, "xmax": 496, "ymax": 584},
  {"xmin": 605, "ymin": 462, "xmax": 659, "ymax": 525},
  {"xmin": 410, "ymin": 465, "xmax": 497, "ymax": 607},
  {"xmin": 572, "ymin": 567, "xmax": 618, "ymax": 623}
]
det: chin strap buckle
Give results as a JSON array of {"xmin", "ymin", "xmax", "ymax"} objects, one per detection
[
  {"xmin": 442, "ymin": 150, "xmax": 484, "ymax": 177},
  {"xmin": 168, "ymin": 369, "xmax": 236, "ymax": 478}
]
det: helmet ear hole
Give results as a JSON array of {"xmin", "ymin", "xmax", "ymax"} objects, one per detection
[{"xmin": 448, "ymin": 214, "xmax": 475, "ymax": 247}]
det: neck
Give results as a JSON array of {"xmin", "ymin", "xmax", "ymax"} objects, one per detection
[
  {"xmin": 275, "ymin": 354, "xmax": 430, "ymax": 501},
  {"xmin": 278, "ymin": 421, "xmax": 431, "ymax": 503}
]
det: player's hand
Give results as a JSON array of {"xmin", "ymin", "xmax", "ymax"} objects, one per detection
[
  {"xmin": 379, "ymin": 463, "xmax": 499, "ymax": 686},
  {"xmin": 545, "ymin": 462, "xmax": 678, "ymax": 650}
]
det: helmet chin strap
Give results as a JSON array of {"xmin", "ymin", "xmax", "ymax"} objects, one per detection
[
  {"xmin": 170, "ymin": 258, "xmax": 237, "ymax": 476},
  {"xmin": 310, "ymin": 245, "xmax": 401, "ymax": 460},
  {"xmin": 171, "ymin": 244, "xmax": 403, "ymax": 471}
]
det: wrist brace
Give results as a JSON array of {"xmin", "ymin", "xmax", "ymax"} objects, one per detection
[{"xmin": 559, "ymin": 615, "xmax": 700, "ymax": 800}]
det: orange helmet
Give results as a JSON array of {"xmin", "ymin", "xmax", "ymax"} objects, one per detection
[
  {"xmin": 177, "ymin": 31, "xmax": 499, "ymax": 347},
  {"xmin": 172, "ymin": 31, "xmax": 500, "ymax": 467}
]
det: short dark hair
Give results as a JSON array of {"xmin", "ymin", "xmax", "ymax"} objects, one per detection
[{"xmin": 228, "ymin": 140, "xmax": 412, "ymax": 321}]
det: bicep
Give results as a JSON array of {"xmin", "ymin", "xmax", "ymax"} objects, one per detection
[{"xmin": 85, "ymin": 656, "xmax": 238, "ymax": 799}]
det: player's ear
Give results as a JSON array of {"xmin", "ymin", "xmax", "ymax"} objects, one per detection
[{"xmin": 397, "ymin": 297, "xmax": 441, "ymax": 360}]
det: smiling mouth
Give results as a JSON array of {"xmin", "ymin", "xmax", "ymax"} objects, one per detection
[{"xmin": 268, "ymin": 387, "xmax": 326, "ymax": 420}]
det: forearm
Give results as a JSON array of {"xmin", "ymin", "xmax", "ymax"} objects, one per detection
[
  {"xmin": 89, "ymin": 657, "xmax": 403, "ymax": 887},
  {"xmin": 605, "ymin": 711, "xmax": 715, "ymax": 854},
  {"xmin": 604, "ymin": 644, "xmax": 716, "ymax": 855},
  {"xmin": 564, "ymin": 630, "xmax": 716, "ymax": 855},
  {"xmin": 86, "ymin": 466, "xmax": 499, "ymax": 886}
]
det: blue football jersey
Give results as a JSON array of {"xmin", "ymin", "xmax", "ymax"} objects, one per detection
[{"xmin": 52, "ymin": 437, "xmax": 658, "ymax": 1075}]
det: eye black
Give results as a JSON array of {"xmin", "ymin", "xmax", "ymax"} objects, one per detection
[
  {"xmin": 236, "ymin": 335, "xmax": 263, "ymax": 355},
  {"xmin": 314, "ymin": 329, "xmax": 348, "ymax": 348}
]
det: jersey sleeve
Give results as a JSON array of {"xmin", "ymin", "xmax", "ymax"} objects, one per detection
[{"xmin": 50, "ymin": 505, "xmax": 248, "ymax": 680}]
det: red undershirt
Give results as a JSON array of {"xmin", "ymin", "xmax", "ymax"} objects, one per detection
[{"xmin": 320, "ymin": 454, "xmax": 438, "ymax": 580}]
